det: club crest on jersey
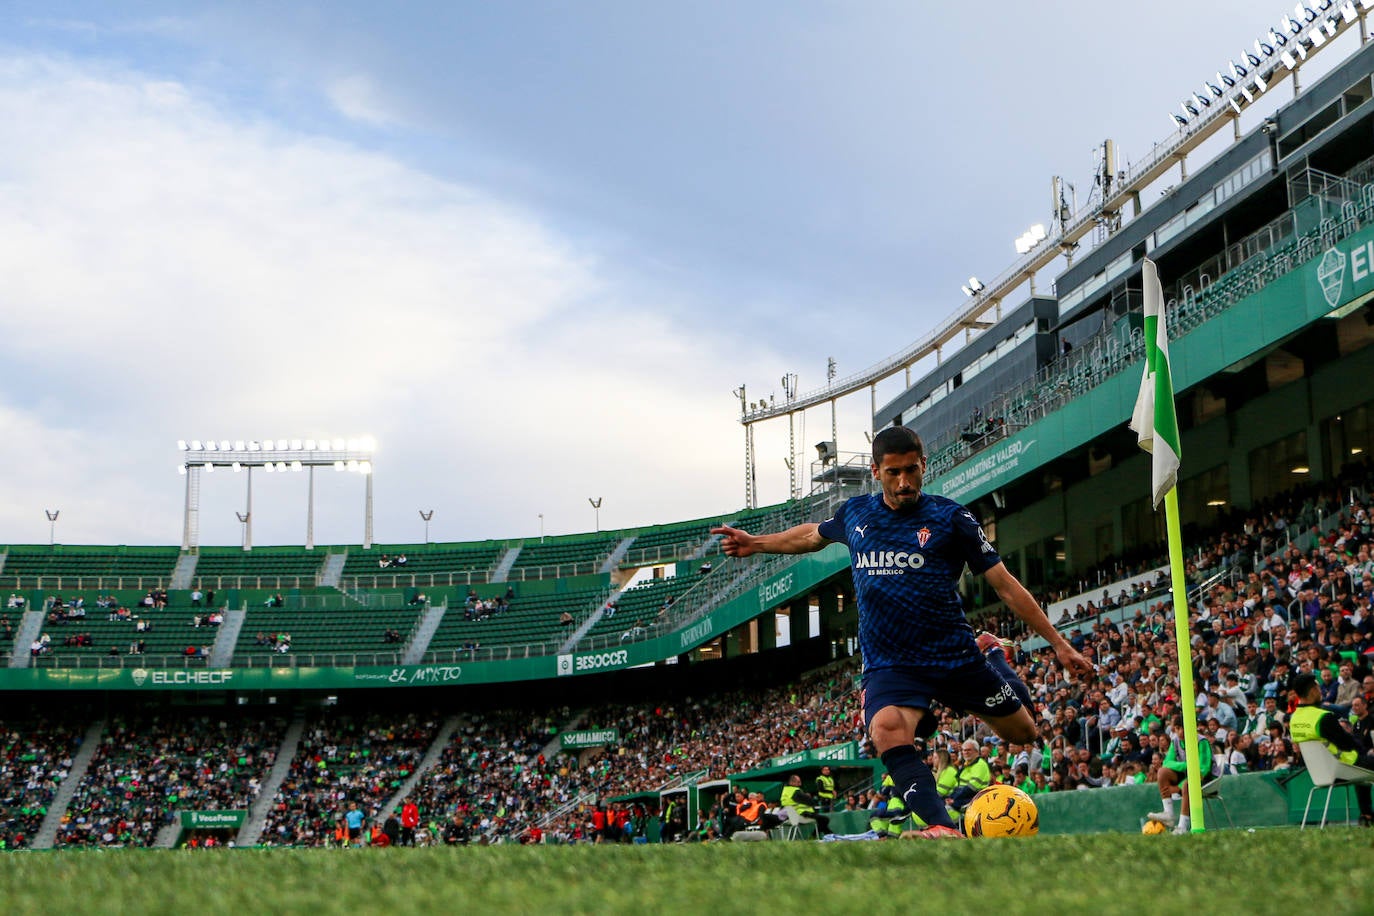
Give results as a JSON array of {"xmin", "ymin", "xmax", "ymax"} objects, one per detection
[{"xmin": 916, "ymin": 527, "xmax": 931, "ymax": 547}]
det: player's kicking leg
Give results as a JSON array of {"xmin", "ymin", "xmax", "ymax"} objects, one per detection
[{"xmin": 965, "ymin": 632, "xmax": 1039, "ymax": 744}]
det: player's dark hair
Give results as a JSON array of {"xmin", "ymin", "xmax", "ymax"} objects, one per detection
[
  {"xmin": 871, "ymin": 426, "xmax": 924, "ymax": 464},
  {"xmin": 1291, "ymin": 673, "xmax": 1319, "ymax": 699}
]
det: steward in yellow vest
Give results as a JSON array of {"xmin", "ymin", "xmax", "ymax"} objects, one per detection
[{"xmin": 1290, "ymin": 673, "xmax": 1374, "ymax": 825}]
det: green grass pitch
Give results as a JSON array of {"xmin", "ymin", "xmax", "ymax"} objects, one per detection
[{"xmin": 0, "ymin": 829, "xmax": 1368, "ymax": 915}]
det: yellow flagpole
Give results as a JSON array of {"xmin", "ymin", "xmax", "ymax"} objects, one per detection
[{"xmin": 1164, "ymin": 487, "xmax": 1205, "ymax": 831}]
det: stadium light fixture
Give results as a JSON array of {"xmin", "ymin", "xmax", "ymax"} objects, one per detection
[
  {"xmin": 1268, "ymin": 28, "xmax": 1287, "ymax": 47},
  {"xmin": 1219, "ymin": 71, "xmax": 1236, "ymax": 88},
  {"xmin": 177, "ymin": 440, "xmax": 188, "ymax": 450},
  {"xmin": 1206, "ymin": 80, "xmax": 1224, "ymax": 96},
  {"xmin": 1310, "ymin": 25, "xmax": 1327, "ymax": 45},
  {"xmin": 1229, "ymin": 98, "xmax": 1243, "ymax": 114},
  {"xmin": 1360, "ymin": 0, "xmax": 1373, "ymax": 11},
  {"xmin": 1171, "ymin": 113, "xmax": 1188, "ymax": 128},
  {"xmin": 1280, "ymin": 50, "xmax": 1297, "ymax": 69},
  {"xmin": 1255, "ymin": 72, "xmax": 1268, "ymax": 92},
  {"xmin": 1182, "ymin": 100, "xmax": 1200, "ymax": 117},
  {"xmin": 44, "ymin": 509, "xmax": 60, "ymax": 546},
  {"xmin": 1256, "ymin": 38, "xmax": 1274, "ymax": 56},
  {"xmin": 191, "ymin": 440, "xmax": 202, "ymax": 450},
  {"xmin": 1318, "ymin": 0, "xmax": 1333, "ymax": 9},
  {"xmin": 1294, "ymin": 41, "xmax": 1307, "ymax": 60}
]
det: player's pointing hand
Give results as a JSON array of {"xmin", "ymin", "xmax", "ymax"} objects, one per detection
[{"xmin": 711, "ymin": 525, "xmax": 757, "ymax": 558}]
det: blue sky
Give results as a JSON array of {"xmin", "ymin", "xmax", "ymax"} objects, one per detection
[{"xmin": 0, "ymin": 1, "xmax": 1337, "ymax": 546}]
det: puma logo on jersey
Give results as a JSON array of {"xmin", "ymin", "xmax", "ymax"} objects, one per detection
[{"xmin": 854, "ymin": 525, "xmax": 868, "ymax": 538}]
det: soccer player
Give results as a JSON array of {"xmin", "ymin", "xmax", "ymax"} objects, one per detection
[{"xmin": 712, "ymin": 426, "xmax": 1092, "ymax": 838}]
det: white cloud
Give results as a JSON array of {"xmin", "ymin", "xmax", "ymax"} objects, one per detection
[
  {"xmin": 324, "ymin": 73, "xmax": 404, "ymax": 127},
  {"xmin": 0, "ymin": 53, "xmax": 801, "ymax": 548}
]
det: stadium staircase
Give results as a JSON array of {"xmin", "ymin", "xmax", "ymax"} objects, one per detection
[
  {"xmin": 490, "ymin": 546, "xmax": 520, "ymax": 583},
  {"xmin": 599, "ymin": 537, "xmax": 634, "ymax": 574},
  {"xmin": 8, "ymin": 610, "xmax": 43, "ymax": 668},
  {"xmin": 542, "ymin": 709, "xmax": 586, "ymax": 760},
  {"xmin": 559, "ymin": 591, "xmax": 622, "ymax": 654},
  {"xmin": 152, "ymin": 821, "xmax": 181, "ymax": 848},
  {"xmin": 169, "ymin": 553, "xmax": 197, "ymax": 590},
  {"xmin": 237, "ymin": 712, "xmax": 306, "ymax": 848},
  {"xmin": 381, "ymin": 713, "xmax": 465, "ymax": 816},
  {"xmin": 319, "ymin": 551, "xmax": 347, "ymax": 588},
  {"xmin": 401, "ymin": 602, "xmax": 446, "ymax": 665},
  {"xmin": 209, "ymin": 609, "xmax": 247, "ymax": 667},
  {"xmin": 33, "ymin": 719, "xmax": 106, "ymax": 849}
]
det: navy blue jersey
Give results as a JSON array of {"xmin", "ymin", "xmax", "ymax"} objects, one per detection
[{"xmin": 817, "ymin": 491, "xmax": 1001, "ymax": 670}]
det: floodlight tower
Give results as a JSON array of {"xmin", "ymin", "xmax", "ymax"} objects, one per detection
[{"xmin": 178, "ymin": 437, "xmax": 376, "ymax": 551}]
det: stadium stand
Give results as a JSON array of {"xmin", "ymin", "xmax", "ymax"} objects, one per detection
[
  {"xmin": 508, "ymin": 534, "xmax": 622, "ymax": 578},
  {"xmin": 55, "ymin": 712, "xmax": 287, "ymax": 848},
  {"xmin": 0, "ymin": 716, "xmax": 82, "ymax": 849},
  {"xmin": 619, "ymin": 518, "xmax": 717, "ymax": 567},
  {"xmin": 231, "ymin": 606, "xmax": 425, "ymax": 666},
  {"xmin": 339, "ymin": 542, "xmax": 506, "ymax": 587},
  {"xmin": 28, "ymin": 604, "xmax": 216, "ymax": 667},
  {"xmin": 0, "ymin": 546, "xmax": 178, "ymax": 590},
  {"xmin": 190, "ymin": 547, "xmax": 326, "ymax": 589},
  {"xmin": 259, "ymin": 710, "xmax": 440, "ymax": 846},
  {"xmin": 424, "ymin": 584, "xmax": 612, "ymax": 661}
]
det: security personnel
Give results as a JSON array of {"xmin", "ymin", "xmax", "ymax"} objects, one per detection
[
  {"xmin": 1290, "ymin": 673, "xmax": 1374, "ymax": 826},
  {"xmin": 780, "ymin": 774, "xmax": 830, "ymax": 834},
  {"xmin": 869, "ymin": 773, "xmax": 916, "ymax": 837},
  {"xmin": 815, "ymin": 766, "xmax": 836, "ymax": 812}
]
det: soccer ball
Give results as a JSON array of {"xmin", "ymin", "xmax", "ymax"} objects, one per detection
[
  {"xmin": 962, "ymin": 785, "xmax": 1039, "ymax": 837},
  {"xmin": 1141, "ymin": 819, "xmax": 1168, "ymax": 835}
]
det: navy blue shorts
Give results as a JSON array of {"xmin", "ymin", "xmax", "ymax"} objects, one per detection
[{"xmin": 862, "ymin": 658, "xmax": 1022, "ymax": 738}]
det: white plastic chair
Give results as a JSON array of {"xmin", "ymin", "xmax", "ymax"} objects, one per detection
[
  {"xmin": 1296, "ymin": 741, "xmax": 1374, "ymax": 829},
  {"xmin": 776, "ymin": 806, "xmax": 817, "ymax": 841}
]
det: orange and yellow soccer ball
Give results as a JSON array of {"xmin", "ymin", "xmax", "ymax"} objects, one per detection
[
  {"xmin": 1141, "ymin": 819, "xmax": 1168, "ymax": 835},
  {"xmin": 963, "ymin": 785, "xmax": 1039, "ymax": 837}
]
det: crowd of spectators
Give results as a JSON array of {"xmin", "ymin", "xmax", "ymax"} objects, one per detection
[
  {"xmin": 0, "ymin": 716, "xmax": 81, "ymax": 849},
  {"xmin": 55, "ymin": 713, "xmax": 285, "ymax": 848},
  {"xmin": 259, "ymin": 711, "xmax": 438, "ymax": 847},
  {"xmin": 956, "ymin": 476, "xmax": 1374, "ymax": 806}
]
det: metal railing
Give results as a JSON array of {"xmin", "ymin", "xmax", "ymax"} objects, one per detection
[
  {"xmin": 927, "ymin": 166, "xmax": 1374, "ymax": 481},
  {"xmin": 30, "ymin": 653, "xmax": 211, "ymax": 669}
]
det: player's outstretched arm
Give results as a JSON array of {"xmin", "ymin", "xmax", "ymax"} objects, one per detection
[
  {"xmin": 984, "ymin": 562, "xmax": 1094, "ymax": 678},
  {"xmin": 711, "ymin": 523, "xmax": 827, "ymax": 558}
]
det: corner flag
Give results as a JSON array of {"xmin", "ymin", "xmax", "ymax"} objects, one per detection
[
  {"xmin": 1127, "ymin": 258, "xmax": 1205, "ymax": 831},
  {"xmin": 1129, "ymin": 258, "xmax": 1181, "ymax": 507}
]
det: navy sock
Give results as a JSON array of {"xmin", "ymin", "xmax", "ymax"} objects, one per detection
[
  {"xmin": 880, "ymin": 745, "xmax": 954, "ymax": 828},
  {"xmin": 986, "ymin": 647, "xmax": 1033, "ymax": 709}
]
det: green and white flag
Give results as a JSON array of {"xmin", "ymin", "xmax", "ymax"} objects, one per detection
[{"xmin": 1129, "ymin": 258, "xmax": 1181, "ymax": 508}]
